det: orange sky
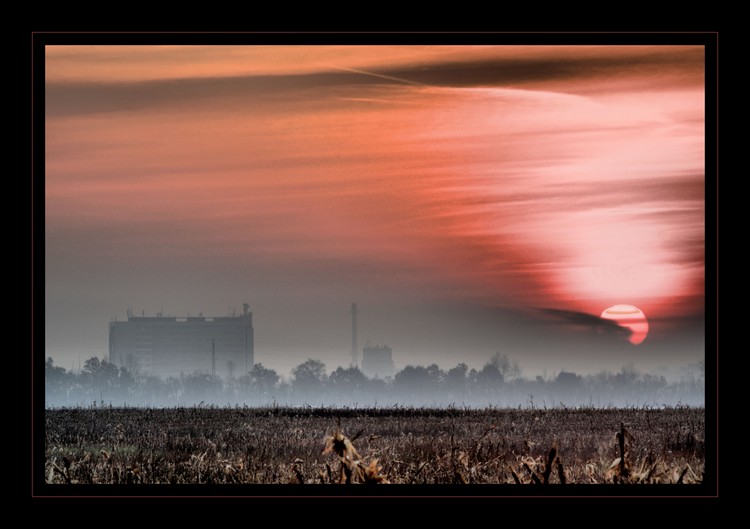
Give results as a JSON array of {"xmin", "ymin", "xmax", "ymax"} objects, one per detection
[{"xmin": 45, "ymin": 45, "xmax": 706, "ymax": 374}]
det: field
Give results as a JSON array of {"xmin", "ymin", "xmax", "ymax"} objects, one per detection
[{"xmin": 45, "ymin": 406, "xmax": 704, "ymax": 485}]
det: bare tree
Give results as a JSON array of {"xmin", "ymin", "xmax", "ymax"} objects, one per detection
[{"xmin": 490, "ymin": 352, "xmax": 521, "ymax": 380}]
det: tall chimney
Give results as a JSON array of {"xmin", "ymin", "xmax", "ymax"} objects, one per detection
[
  {"xmin": 212, "ymin": 339, "xmax": 216, "ymax": 377},
  {"xmin": 351, "ymin": 303, "xmax": 359, "ymax": 368}
]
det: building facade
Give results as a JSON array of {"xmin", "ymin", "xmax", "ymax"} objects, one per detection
[
  {"xmin": 361, "ymin": 344, "xmax": 394, "ymax": 379},
  {"xmin": 109, "ymin": 304, "xmax": 254, "ymax": 379}
]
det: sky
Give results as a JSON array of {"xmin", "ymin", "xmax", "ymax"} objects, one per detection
[{"xmin": 44, "ymin": 45, "xmax": 706, "ymax": 377}]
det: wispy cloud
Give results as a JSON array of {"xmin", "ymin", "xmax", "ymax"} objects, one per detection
[{"xmin": 45, "ymin": 45, "xmax": 706, "ymax": 371}]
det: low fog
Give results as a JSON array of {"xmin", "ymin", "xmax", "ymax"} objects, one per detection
[{"xmin": 45, "ymin": 352, "xmax": 704, "ymax": 409}]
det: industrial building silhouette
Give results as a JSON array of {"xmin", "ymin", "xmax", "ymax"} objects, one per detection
[
  {"xmin": 361, "ymin": 343, "xmax": 395, "ymax": 379},
  {"xmin": 351, "ymin": 302, "xmax": 394, "ymax": 379},
  {"xmin": 109, "ymin": 303, "xmax": 254, "ymax": 378}
]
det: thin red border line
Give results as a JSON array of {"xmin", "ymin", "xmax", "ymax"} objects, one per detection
[
  {"xmin": 30, "ymin": 30, "xmax": 35, "ymax": 499},
  {"xmin": 35, "ymin": 31, "xmax": 608, "ymax": 33},
  {"xmin": 714, "ymin": 31, "xmax": 719, "ymax": 499},
  {"xmin": 32, "ymin": 494, "xmax": 717, "ymax": 499}
]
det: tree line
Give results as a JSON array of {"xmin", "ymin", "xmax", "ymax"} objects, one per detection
[{"xmin": 45, "ymin": 353, "xmax": 704, "ymax": 408}]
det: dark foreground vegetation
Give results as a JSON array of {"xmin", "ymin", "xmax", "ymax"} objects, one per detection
[{"xmin": 45, "ymin": 406, "xmax": 704, "ymax": 485}]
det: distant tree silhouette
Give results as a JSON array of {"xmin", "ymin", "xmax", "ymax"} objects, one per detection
[
  {"xmin": 475, "ymin": 363, "xmax": 504, "ymax": 387},
  {"xmin": 117, "ymin": 365, "xmax": 135, "ymax": 392},
  {"xmin": 239, "ymin": 363, "xmax": 280, "ymax": 401},
  {"xmin": 445, "ymin": 363, "xmax": 469, "ymax": 394},
  {"xmin": 291, "ymin": 359, "xmax": 327, "ymax": 397},
  {"xmin": 555, "ymin": 371, "xmax": 583, "ymax": 389},
  {"xmin": 45, "ymin": 357, "xmax": 67, "ymax": 383},
  {"xmin": 139, "ymin": 374, "xmax": 177, "ymax": 405},
  {"xmin": 393, "ymin": 365, "xmax": 444, "ymax": 402},
  {"xmin": 394, "ymin": 365, "xmax": 430, "ymax": 390},
  {"xmin": 490, "ymin": 352, "xmax": 521, "ymax": 380},
  {"xmin": 329, "ymin": 366, "xmax": 368, "ymax": 390},
  {"xmin": 328, "ymin": 366, "xmax": 370, "ymax": 403},
  {"xmin": 552, "ymin": 370, "xmax": 584, "ymax": 402},
  {"xmin": 41, "ymin": 353, "xmax": 704, "ymax": 408},
  {"xmin": 80, "ymin": 357, "xmax": 133, "ymax": 402},
  {"xmin": 45, "ymin": 357, "xmax": 74, "ymax": 405},
  {"xmin": 614, "ymin": 363, "xmax": 640, "ymax": 389},
  {"xmin": 181, "ymin": 372, "xmax": 222, "ymax": 403},
  {"xmin": 425, "ymin": 364, "xmax": 445, "ymax": 384},
  {"xmin": 82, "ymin": 357, "xmax": 118, "ymax": 383},
  {"xmin": 250, "ymin": 363, "xmax": 280, "ymax": 388}
]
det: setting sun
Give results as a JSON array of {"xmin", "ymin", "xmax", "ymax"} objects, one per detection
[{"xmin": 601, "ymin": 305, "xmax": 649, "ymax": 345}]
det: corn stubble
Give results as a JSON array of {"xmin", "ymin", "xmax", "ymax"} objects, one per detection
[{"xmin": 45, "ymin": 406, "xmax": 704, "ymax": 484}]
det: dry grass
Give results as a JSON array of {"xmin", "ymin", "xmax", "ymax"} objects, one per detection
[{"xmin": 45, "ymin": 406, "xmax": 704, "ymax": 485}]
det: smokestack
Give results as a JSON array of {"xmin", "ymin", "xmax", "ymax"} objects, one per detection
[
  {"xmin": 212, "ymin": 339, "xmax": 216, "ymax": 377},
  {"xmin": 351, "ymin": 303, "xmax": 359, "ymax": 368}
]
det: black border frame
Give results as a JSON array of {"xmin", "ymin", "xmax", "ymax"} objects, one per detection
[{"xmin": 30, "ymin": 31, "xmax": 719, "ymax": 504}]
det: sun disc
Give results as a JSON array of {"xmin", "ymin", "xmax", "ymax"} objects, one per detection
[{"xmin": 601, "ymin": 304, "xmax": 649, "ymax": 345}]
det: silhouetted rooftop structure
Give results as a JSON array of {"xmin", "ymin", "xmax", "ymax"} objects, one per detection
[{"xmin": 109, "ymin": 304, "xmax": 253, "ymax": 378}]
